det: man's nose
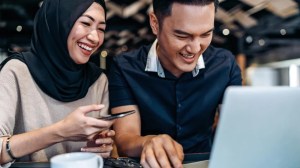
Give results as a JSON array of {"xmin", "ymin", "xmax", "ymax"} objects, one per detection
[{"xmin": 186, "ymin": 39, "xmax": 201, "ymax": 53}]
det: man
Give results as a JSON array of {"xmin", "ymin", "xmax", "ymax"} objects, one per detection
[{"xmin": 108, "ymin": 0, "xmax": 242, "ymax": 167}]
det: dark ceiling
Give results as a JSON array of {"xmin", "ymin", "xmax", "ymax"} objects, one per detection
[{"xmin": 1, "ymin": 0, "xmax": 300, "ymax": 65}]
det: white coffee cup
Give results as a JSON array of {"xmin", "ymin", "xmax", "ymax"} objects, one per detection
[{"xmin": 50, "ymin": 152, "xmax": 103, "ymax": 168}]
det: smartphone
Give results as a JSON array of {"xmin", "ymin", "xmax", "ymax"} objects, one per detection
[{"xmin": 98, "ymin": 110, "xmax": 136, "ymax": 120}]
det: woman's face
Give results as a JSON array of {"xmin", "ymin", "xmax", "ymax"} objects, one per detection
[{"xmin": 67, "ymin": 2, "xmax": 106, "ymax": 64}]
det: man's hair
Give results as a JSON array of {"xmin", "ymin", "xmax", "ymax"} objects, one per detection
[{"xmin": 153, "ymin": 0, "xmax": 219, "ymax": 25}]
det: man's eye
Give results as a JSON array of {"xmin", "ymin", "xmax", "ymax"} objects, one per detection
[
  {"xmin": 176, "ymin": 35, "xmax": 188, "ymax": 39},
  {"xmin": 202, "ymin": 33, "xmax": 211, "ymax": 37}
]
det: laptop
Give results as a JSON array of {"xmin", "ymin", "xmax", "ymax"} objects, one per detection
[{"xmin": 209, "ymin": 86, "xmax": 300, "ymax": 168}]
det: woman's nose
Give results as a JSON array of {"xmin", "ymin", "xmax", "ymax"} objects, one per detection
[{"xmin": 87, "ymin": 30, "xmax": 99, "ymax": 44}]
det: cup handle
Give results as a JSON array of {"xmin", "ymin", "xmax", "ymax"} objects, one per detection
[{"xmin": 96, "ymin": 155, "xmax": 104, "ymax": 168}]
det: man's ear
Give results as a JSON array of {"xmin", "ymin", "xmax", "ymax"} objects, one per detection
[{"xmin": 149, "ymin": 12, "xmax": 159, "ymax": 35}]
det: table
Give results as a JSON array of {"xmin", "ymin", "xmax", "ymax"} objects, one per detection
[{"xmin": 10, "ymin": 153, "xmax": 210, "ymax": 168}]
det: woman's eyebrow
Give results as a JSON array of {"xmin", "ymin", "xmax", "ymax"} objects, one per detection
[{"xmin": 82, "ymin": 14, "xmax": 106, "ymax": 24}]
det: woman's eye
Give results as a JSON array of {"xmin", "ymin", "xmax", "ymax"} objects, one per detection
[
  {"xmin": 98, "ymin": 28, "xmax": 105, "ymax": 32},
  {"xmin": 81, "ymin": 22, "xmax": 90, "ymax": 26}
]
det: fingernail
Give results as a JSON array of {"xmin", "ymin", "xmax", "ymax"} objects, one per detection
[
  {"xmin": 81, "ymin": 148, "xmax": 86, "ymax": 152},
  {"xmin": 98, "ymin": 104, "xmax": 105, "ymax": 108}
]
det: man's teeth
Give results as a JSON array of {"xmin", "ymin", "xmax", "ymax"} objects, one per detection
[
  {"xmin": 78, "ymin": 43, "xmax": 92, "ymax": 51},
  {"xmin": 181, "ymin": 54, "xmax": 194, "ymax": 58}
]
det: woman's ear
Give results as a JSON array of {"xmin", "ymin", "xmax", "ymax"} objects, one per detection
[{"xmin": 149, "ymin": 12, "xmax": 159, "ymax": 36}]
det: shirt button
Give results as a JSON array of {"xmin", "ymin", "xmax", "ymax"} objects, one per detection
[
  {"xmin": 177, "ymin": 125, "xmax": 182, "ymax": 132},
  {"xmin": 178, "ymin": 104, "xmax": 181, "ymax": 108}
]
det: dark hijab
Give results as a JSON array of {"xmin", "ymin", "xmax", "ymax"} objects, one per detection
[{"xmin": 0, "ymin": 0, "xmax": 107, "ymax": 102}]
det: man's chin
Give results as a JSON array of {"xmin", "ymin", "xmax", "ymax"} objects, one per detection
[{"xmin": 180, "ymin": 65, "xmax": 197, "ymax": 73}]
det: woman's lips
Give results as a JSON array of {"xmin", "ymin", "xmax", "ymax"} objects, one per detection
[{"xmin": 78, "ymin": 42, "xmax": 94, "ymax": 56}]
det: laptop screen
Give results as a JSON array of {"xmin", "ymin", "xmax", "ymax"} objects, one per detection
[{"xmin": 209, "ymin": 86, "xmax": 300, "ymax": 168}]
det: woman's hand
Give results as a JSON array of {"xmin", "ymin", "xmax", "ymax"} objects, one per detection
[
  {"xmin": 81, "ymin": 130, "xmax": 115, "ymax": 158},
  {"xmin": 55, "ymin": 104, "xmax": 114, "ymax": 142}
]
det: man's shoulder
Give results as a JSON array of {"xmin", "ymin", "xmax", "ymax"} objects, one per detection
[
  {"xmin": 113, "ymin": 45, "xmax": 151, "ymax": 63},
  {"xmin": 204, "ymin": 45, "xmax": 235, "ymax": 59}
]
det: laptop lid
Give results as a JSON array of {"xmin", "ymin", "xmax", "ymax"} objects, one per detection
[{"xmin": 209, "ymin": 86, "xmax": 300, "ymax": 168}]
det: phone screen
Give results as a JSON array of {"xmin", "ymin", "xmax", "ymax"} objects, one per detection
[{"xmin": 98, "ymin": 110, "xmax": 135, "ymax": 120}]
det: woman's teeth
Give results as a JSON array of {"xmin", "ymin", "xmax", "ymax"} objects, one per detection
[{"xmin": 78, "ymin": 43, "xmax": 92, "ymax": 51}]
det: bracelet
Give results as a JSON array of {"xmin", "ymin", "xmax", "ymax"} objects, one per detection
[{"xmin": 6, "ymin": 136, "xmax": 17, "ymax": 160}]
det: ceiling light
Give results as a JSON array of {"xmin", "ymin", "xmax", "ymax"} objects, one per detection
[
  {"xmin": 245, "ymin": 36, "xmax": 253, "ymax": 43},
  {"xmin": 280, "ymin": 29, "xmax": 287, "ymax": 36},
  {"xmin": 16, "ymin": 25, "xmax": 22, "ymax": 32},
  {"xmin": 258, "ymin": 39, "xmax": 265, "ymax": 46},
  {"xmin": 222, "ymin": 29, "xmax": 230, "ymax": 36}
]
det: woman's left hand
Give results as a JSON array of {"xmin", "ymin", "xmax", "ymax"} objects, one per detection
[{"xmin": 81, "ymin": 129, "xmax": 115, "ymax": 158}]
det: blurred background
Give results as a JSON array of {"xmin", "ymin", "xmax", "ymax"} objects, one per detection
[{"xmin": 1, "ymin": 0, "xmax": 300, "ymax": 86}]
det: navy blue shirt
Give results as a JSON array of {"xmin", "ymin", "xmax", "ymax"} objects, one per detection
[{"xmin": 108, "ymin": 45, "xmax": 242, "ymax": 153}]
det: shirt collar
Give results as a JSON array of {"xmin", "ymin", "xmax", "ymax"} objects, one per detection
[{"xmin": 145, "ymin": 39, "xmax": 205, "ymax": 78}]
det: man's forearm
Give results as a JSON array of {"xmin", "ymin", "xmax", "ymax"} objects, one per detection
[{"xmin": 116, "ymin": 134, "xmax": 155, "ymax": 157}]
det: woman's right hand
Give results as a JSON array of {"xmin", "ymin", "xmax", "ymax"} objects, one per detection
[{"xmin": 55, "ymin": 104, "xmax": 114, "ymax": 141}]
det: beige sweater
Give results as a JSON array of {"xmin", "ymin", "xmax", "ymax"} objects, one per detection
[{"xmin": 0, "ymin": 60, "xmax": 109, "ymax": 163}]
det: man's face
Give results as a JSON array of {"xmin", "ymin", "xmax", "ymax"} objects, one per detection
[{"xmin": 150, "ymin": 3, "xmax": 215, "ymax": 77}]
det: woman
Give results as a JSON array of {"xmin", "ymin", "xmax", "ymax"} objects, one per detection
[{"xmin": 0, "ymin": 0, "xmax": 114, "ymax": 166}]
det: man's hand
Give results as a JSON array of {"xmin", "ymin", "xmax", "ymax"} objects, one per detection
[{"xmin": 140, "ymin": 134, "xmax": 184, "ymax": 168}]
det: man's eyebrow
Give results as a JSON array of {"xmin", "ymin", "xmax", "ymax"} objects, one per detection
[
  {"xmin": 174, "ymin": 29, "xmax": 191, "ymax": 36},
  {"xmin": 82, "ymin": 14, "xmax": 106, "ymax": 24},
  {"xmin": 174, "ymin": 28, "xmax": 215, "ymax": 35},
  {"xmin": 203, "ymin": 28, "xmax": 215, "ymax": 34}
]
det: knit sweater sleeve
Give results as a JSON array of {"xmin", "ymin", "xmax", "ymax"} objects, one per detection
[
  {"xmin": 0, "ymin": 60, "xmax": 21, "ymax": 136},
  {"xmin": 0, "ymin": 60, "xmax": 22, "ymax": 167}
]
